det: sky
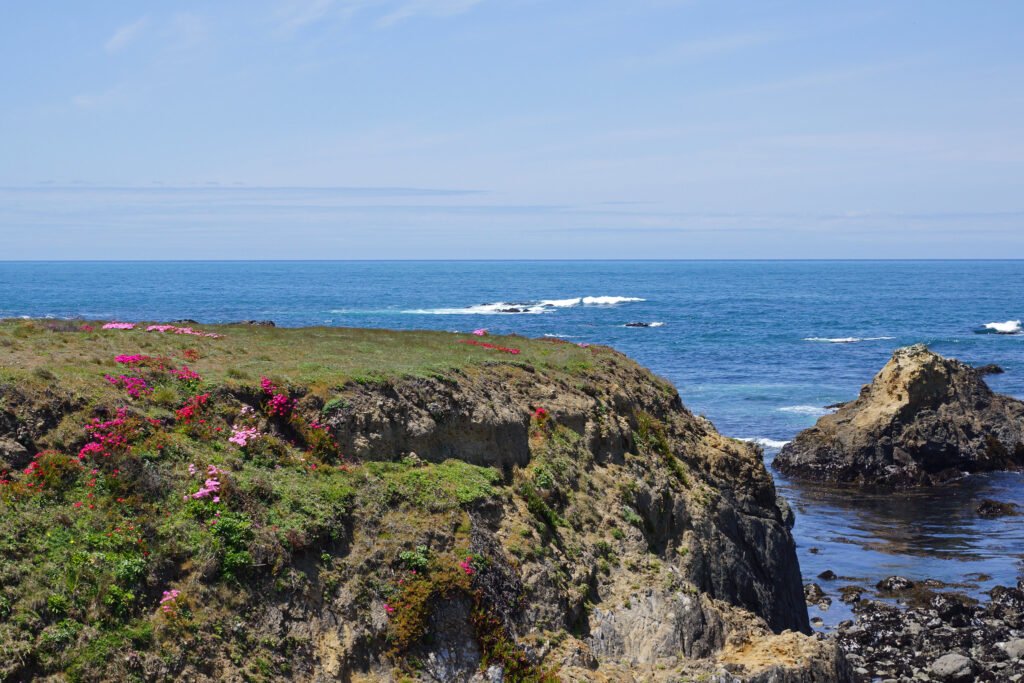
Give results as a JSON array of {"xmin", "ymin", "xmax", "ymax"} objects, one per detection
[{"xmin": 1, "ymin": 0, "xmax": 1022, "ymax": 259}]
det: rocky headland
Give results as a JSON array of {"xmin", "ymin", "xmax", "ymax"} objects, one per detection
[
  {"xmin": 774, "ymin": 344, "xmax": 1024, "ymax": 487},
  {"xmin": 0, "ymin": 320, "xmax": 848, "ymax": 682}
]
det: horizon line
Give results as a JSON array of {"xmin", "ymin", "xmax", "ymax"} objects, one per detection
[{"xmin": 2, "ymin": 258, "xmax": 1024, "ymax": 264}]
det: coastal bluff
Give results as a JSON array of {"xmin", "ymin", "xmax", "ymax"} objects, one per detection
[
  {"xmin": 0, "ymin": 320, "xmax": 847, "ymax": 682},
  {"xmin": 774, "ymin": 344, "xmax": 1024, "ymax": 487}
]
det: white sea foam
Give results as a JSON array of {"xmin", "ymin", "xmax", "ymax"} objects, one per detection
[
  {"xmin": 538, "ymin": 297, "xmax": 582, "ymax": 308},
  {"xmin": 737, "ymin": 437, "xmax": 791, "ymax": 449},
  {"xmin": 401, "ymin": 296, "xmax": 644, "ymax": 315},
  {"xmin": 778, "ymin": 405, "xmax": 834, "ymax": 416},
  {"xmin": 543, "ymin": 333, "xmax": 576, "ymax": 338},
  {"xmin": 983, "ymin": 320, "xmax": 1022, "ymax": 334},
  {"xmin": 623, "ymin": 321, "xmax": 664, "ymax": 328},
  {"xmin": 581, "ymin": 296, "xmax": 645, "ymax": 305},
  {"xmin": 402, "ymin": 302, "xmax": 547, "ymax": 315},
  {"xmin": 803, "ymin": 336, "xmax": 895, "ymax": 344}
]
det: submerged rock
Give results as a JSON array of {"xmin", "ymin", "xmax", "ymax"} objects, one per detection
[
  {"xmin": 773, "ymin": 344, "xmax": 1024, "ymax": 486},
  {"xmin": 977, "ymin": 498, "xmax": 1020, "ymax": 518}
]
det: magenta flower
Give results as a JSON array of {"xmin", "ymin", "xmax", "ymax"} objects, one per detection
[{"xmin": 102, "ymin": 322, "xmax": 136, "ymax": 330}]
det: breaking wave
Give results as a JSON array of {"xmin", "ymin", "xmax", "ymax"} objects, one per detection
[
  {"xmin": 979, "ymin": 320, "xmax": 1021, "ymax": 335},
  {"xmin": 778, "ymin": 405, "xmax": 834, "ymax": 416},
  {"xmin": 737, "ymin": 437, "xmax": 791, "ymax": 449},
  {"xmin": 401, "ymin": 296, "xmax": 644, "ymax": 315}
]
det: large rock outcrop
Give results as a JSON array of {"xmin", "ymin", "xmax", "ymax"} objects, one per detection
[{"xmin": 774, "ymin": 344, "xmax": 1024, "ymax": 486}]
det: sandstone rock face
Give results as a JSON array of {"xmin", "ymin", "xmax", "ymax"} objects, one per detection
[{"xmin": 773, "ymin": 344, "xmax": 1024, "ymax": 486}]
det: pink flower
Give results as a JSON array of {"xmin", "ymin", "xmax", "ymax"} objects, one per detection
[
  {"xmin": 384, "ymin": 603, "xmax": 395, "ymax": 614},
  {"xmin": 472, "ymin": 328, "xmax": 488, "ymax": 336},
  {"xmin": 102, "ymin": 322, "xmax": 136, "ymax": 330},
  {"xmin": 228, "ymin": 425, "xmax": 261, "ymax": 447}
]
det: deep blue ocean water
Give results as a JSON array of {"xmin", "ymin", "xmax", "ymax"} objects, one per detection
[{"xmin": 2, "ymin": 260, "xmax": 1023, "ymax": 627}]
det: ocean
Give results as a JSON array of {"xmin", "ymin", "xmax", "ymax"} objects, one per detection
[{"xmin": 2, "ymin": 260, "xmax": 1023, "ymax": 627}]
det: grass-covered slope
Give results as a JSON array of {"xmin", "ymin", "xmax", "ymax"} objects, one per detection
[{"xmin": 0, "ymin": 319, "xmax": 840, "ymax": 683}]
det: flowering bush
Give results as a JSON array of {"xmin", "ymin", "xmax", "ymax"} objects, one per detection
[
  {"xmin": 79, "ymin": 408, "xmax": 141, "ymax": 462},
  {"xmin": 159, "ymin": 588, "xmax": 181, "ymax": 615},
  {"xmin": 175, "ymin": 394, "xmax": 210, "ymax": 424},
  {"xmin": 104, "ymin": 374, "xmax": 152, "ymax": 398},
  {"xmin": 186, "ymin": 464, "xmax": 222, "ymax": 503},
  {"xmin": 228, "ymin": 425, "xmax": 261, "ymax": 448},
  {"xmin": 102, "ymin": 322, "xmax": 136, "ymax": 330},
  {"xmin": 172, "ymin": 365, "xmax": 202, "ymax": 384},
  {"xmin": 472, "ymin": 328, "xmax": 488, "ymax": 336},
  {"xmin": 260, "ymin": 377, "xmax": 293, "ymax": 418},
  {"xmin": 457, "ymin": 339, "xmax": 521, "ymax": 355},
  {"xmin": 114, "ymin": 354, "xmax": 151, "ymax": 366},
  {"xmin": 182, "ymin": 348, "xmax": 201, "ymax": 362}
]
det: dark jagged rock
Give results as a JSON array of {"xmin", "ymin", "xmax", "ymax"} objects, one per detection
[
  {"xmin": 773, "ymin": 344, "xmax": 1024, "ymax": 486},
  {"xmin": 625, "ymin": 322, "xmax": 655, "ymax": 328},
  {"xmin": 977, "ymin": 498, "xmax": 1020, "ymax": 518},
  {"xmin": 838, "ymin": 586, "xmax": 864, "ymax": 604},
  {"xmin": 229, "ymin": 319, "xmax": 276, "ymax": 327},
  {"xmin": 804, "ymin": 583, "xmax": 831, "ymax": 609},
  {"xmin": 975, "ymin": 363, "xmax": 1005, "ymax": 375},
  {"xmin": 876, "ymin": 576, "xmax": 915, "ymax": 593},
  {"xmin": 836, "ymin": 582, "xmax": 1024, "ymax": 682},
  {"xmin": 817, "ymin": 570, "xmax": 837, "ymax": 581}
]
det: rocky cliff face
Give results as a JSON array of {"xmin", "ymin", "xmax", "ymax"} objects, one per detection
[
  {"xmin": 0, "ymin": 323, "xmax": 845, "ymax": 682},
  {"xmin": 774, "ymin": 344, "xmax": 1024, "ymax": 486}
]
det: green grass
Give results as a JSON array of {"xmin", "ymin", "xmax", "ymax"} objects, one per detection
[
  {"xmin": 0, "ymin": 319, "xmax": 599, "ymax": 393},
  {"xmin": 0, "ymin": 319, "xmax": 632, "ymax": 681}
]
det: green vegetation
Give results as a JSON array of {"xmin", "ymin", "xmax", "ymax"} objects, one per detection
[{"xmin": 0, "ymin": 319, "xmax": 618, "ymax": 681}]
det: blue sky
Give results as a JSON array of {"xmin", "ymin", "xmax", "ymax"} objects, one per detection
[{"xmin": 1, "ymin": 0, "xmax": 1022, "ymax": 259}]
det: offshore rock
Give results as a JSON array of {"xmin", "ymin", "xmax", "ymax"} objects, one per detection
[{"xmin": 774, "ymin": 344, "xmax": 1024, "ymax": 486}]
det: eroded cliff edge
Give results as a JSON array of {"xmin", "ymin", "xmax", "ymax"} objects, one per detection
[{"xmin": 0, "ymin": 321, "xmax": 845, "ymax": 682}]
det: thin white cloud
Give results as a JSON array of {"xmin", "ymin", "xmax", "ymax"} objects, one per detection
[
  {"xmin": 274, "ymin": 0, "xmax": 482, "ymax": 34},
  {"xmin": 105, "ymin": 17, "xmax": 148, "ymax": 54},
  {"xmin": 626, "ymin": 31, "xmax": 779, "ymax": 69},
  {"xmin": 377, "ymin": 0, "xmax": 483, "ymax": 27},
  {"xmin": 276, "ymin": 0, "xmax": 338, "ymax": 34}
]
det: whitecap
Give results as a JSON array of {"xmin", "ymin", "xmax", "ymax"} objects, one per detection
[
  {"xmin": 402, "ymin": 302, "xmax": 548, "ymax": 315},
  {"xmin": 803, "ymin": 336, "xmax": 895, "ymax": 344},
  {"xmin": 538, "ymin": 297, "xmax": 582, "ymax": 308},
  {"xmin": 737, "ymin": 437, "xmax": 791, "ymax": 449},
  {"xmin": 581, "ymin": 296, "xmax": 645, "ymax": 305},
  {"xmin": 982, "ymin": 320, "xmax": 1021, "ymax": 334},
  {"xmin": 778, "ymin": 405, "xmax": 834, "ymax": 416},
  {"xmin": 401, "ymin": 296, "xmax": 645, "ymax": 315}
]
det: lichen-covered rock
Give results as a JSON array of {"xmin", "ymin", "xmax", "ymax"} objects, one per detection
[{"xmin": 773, "ymin": 344, "xmax": 1024, "ymax": 486}]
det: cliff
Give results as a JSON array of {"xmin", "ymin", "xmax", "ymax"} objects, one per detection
[
  {"xmin": 774, "ymin": 344, "xmax": 1024, "ymax": 486},
  {"xmin": 0, "ymin": 319, "xmax": 846, "ymax": 682}
]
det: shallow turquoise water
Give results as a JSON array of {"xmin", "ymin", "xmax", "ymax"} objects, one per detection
[{"xmin": 3, "ymin": 260, "xmax": 1023, "ymax": 625}]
